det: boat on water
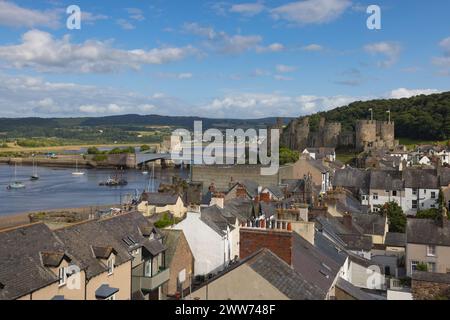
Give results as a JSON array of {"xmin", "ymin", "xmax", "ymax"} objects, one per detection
[
  {"xmin": 30, "ymin": 158, "xmax": 39, "ymax": 180},
  {"xmin": 72, "ymin": 160, "xmax": 85, "ymax": 176},
  {"xmin": 99, "ymin": 170, "xmax": 128, "ymax": 186},
  {"xmin": 7, "ymin": 164, "xmax": 25, "ymax": 190},
  {"xmin": 99, "ymin": 177, "xmax": 128, "ymax": 187}
]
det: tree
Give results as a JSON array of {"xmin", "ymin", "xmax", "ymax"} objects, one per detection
[
  {"xmin": 416, "ymin": 263, "xmax": 428, "ymax": 272},
  {"xmin": 140, "ymin": 144, "xmax": 151, "ymax": 152},
  {"xmin": 279, "ymin": 147, "xmax": 300, "ymax": 165},
  {"xmin": 381, "ymin": 201, "xmax": 406, "ymax": 233}
]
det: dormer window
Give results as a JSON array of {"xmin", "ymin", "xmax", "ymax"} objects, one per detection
[
  {"xmin": 58, "ymin": 267, "xmax": 67, "ymax": 286},
  {"xmin": 107, "ymin": 257, "xmax": 115, "ymax": 275}
]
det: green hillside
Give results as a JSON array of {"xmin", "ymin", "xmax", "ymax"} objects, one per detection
[{"xmin": 306, "ymin": 91, "xmax": 450, "ymax": 141}]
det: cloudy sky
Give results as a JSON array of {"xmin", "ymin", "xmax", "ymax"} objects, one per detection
[{"xmin": 0, "ymin": 0, "xmax": 449, "ymax": 118}]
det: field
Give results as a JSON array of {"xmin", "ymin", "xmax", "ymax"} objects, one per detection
[{"xmin": 398, "ymin": 138, "xmax": 449, "ymax": 150}]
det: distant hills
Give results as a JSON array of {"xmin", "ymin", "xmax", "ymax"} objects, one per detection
[
  {"xmin": 305, "ymin": 91, "xmax": 450, "ymax": 141},
  {"xmin": 1, "ymin": 91, "xmax": 449, "ymax": 142}
]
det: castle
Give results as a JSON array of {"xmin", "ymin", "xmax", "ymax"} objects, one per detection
[{"xmin": 277, "ymin": 116, "xmax": 398, "ymax": 152}]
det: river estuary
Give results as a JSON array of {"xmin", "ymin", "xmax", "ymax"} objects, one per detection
[{"xmin": 0, "ymin": 164, "xmax": 188, "ymax": 216}]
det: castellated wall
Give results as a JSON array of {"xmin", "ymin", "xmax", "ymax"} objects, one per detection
[{"xmin": 280, "ymin": 116, "xmax": 395, "ymax": 152}]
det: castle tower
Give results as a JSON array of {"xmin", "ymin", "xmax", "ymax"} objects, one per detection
[
  {"xmin": 356, "ymin": 120, "xmax": 377, "ymax": 151},
  {"xmin": 294, "ymin": 117, "xmax": 310, "ymax": 150},
  {"xmin": 323, "ymin": 122, "xmax": 342, "ymax": 148},
  {"xmin": 376, "ymin": 121, "xmax": 395, "ymax": 149}
]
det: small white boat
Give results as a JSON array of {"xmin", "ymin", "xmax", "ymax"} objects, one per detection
[
  {"xmin": 7, "ymin": 164, "xmax": 25, "ymax": 190},
  {"xmin": 142, "ymin": 171, "xmax": 149, "ymax": 175},
  {"xmin": 72, "ymin": 160, "xmax": 85, "ymax": 176}
]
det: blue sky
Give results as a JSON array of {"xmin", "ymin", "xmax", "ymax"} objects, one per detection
[{"xmin": 0, "ymin": 0, "xmax": 448, "ymax": 118}]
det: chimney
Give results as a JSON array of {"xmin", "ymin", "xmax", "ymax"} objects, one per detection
[
  {"xmin": 210, "ymin": 192, "xmax": 225, "ymax": 209},
  {"xmin": 343, "ymin": 212, "xmax": 352, "ymax": 230},
  {"xmin": 239, "ymin": 227, "xmax": 293, "ymax": 265}
]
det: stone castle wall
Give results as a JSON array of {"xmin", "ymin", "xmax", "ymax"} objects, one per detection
[{"xmin": 281, "ymin": 117, "xmax": 396, "ymax": 152}]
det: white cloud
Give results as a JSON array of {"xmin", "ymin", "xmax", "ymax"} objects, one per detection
[
  {"xmin": 0, "ymin": 30, "xmax": 196, "ymax": 73},
  {"xmin": 199, "ymin": 92, "xmax": 362, "ymax": 118},
  {"xmin": 302, "ymin": 44, "xmax": 324, "ymax": 51},
  {"xmin": 0, "ymin": 73, "xmax": 190, "ymax": 117},
  {"xmin": 274, "ymin": 75, "xmax": 294, "ymax": 81},
  {"xmin": 81, "ymin": 12, "xmax": 109, "ymax": 25},
  {"xmin": 156, "ymin": 72, "xmax": 194, "ymax": 79},
  {"xmin": 364, "ymin": 41, "xmax": 402, "ymax": 67},
  {"xmin": 389, "ymin": 88, "xmax": 440, "ymax": 99},
  {"xmin": 432, "ymin": 37, "xmax": 450, "ymax": 75},
  {"xmin": 116, "ymin": 19, "xmax": 135, "ymax": 30},
  {"xmin": 230, "ymin": 3, "xmax": 266, "ymax": 16},
  {"xmin": 183, "ymin": 22, "xmax": 283, "ymax": 54},
  {"xmin": 126, "ymin": 8, "xmax": 145, "ymax": 21},
  {"xmin": 271, "ymin": 0, "xmax": 351, "ymax": 25},
  {"xmin": 0, "ymin": 1, "xmax": 60, "ymax": 28},
  {"xmin": 276, "ymin": 64, "xmax": 297, "ymax": 73}
]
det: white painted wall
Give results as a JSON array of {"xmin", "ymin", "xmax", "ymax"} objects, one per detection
[{"xmin": 171, "ymin": 211, "xmax": 234, "ymax": 276}]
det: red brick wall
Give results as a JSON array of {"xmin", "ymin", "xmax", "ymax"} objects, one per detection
[{"xmin": 239, "ymin": 228, "xmax": 293, "ymax": 265}]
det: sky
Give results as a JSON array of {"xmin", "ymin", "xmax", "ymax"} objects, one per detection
[{"xmin": 0, "ymin": 0, "xmax": 449, "ymax": 119}]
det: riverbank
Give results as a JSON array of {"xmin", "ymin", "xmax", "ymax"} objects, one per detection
[{"xmin": 0, "ymin": 204, "xmax": 120, "ymax": 231}]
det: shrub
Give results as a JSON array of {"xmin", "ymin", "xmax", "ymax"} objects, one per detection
[{"xmin": 140, "ymin": 144, "xmax": 151, "ymax": 152}]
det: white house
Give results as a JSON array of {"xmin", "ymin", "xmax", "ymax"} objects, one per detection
[
  {"xmin": 402, "ymin": 169, "xmax": 440, "ymax": 215},
  {"xmin": 171, "ymin": 207, "xmax": 239, "ymax": 276},
  {"xmin": 418, "ymin": 156, "xmax": 431, "ymax": 166},
  {"xmin": 302, "ymin": 147, "xmax": 336, "ymax": 162}
]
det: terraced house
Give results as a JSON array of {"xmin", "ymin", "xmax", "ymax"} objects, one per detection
[{"xmin": 0, "ymin": 212, "xmax": 169, "ymax": 300}]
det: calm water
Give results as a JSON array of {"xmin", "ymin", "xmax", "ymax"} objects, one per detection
[{"xmin": 0, "ymin": 164, "xmax": 188, "ymax": 216}]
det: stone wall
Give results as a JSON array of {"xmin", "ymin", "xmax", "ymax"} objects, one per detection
[{"xmin": 412, "ymin": 278, "xmax": 450, "ymax": 300}]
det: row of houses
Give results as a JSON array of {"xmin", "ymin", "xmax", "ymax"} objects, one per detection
[
  {"xmin": 0, "ymin": 212, "xmax": 194, "ymax": 300},
  {"xmin": 334, "ymin": 167, "xmax": 450, "ymax": 215}
]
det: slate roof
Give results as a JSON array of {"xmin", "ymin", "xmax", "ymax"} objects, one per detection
[
  {"xmin": 241, "ymin": 180, "xmax": 260, "ymax": 198},
  {"xmin": 403, "ymin": 169, "xmax": 439, "ymax": 189},
  {"xmin": 333, "ymin": 167, "xmax": 370, "ymax": 192},
  {"xmin": 351, "ymin": 214, "xmax": 387, "ymax": 236},
  {"xmin": 281, "ymin": 179, "xmax": 306, "ymax": 193},
  {"xmin": 264, "ymin": 185, "xmax": 285, "ymax": 199},
  {"xmin": 41, "ymin": 251, "xmax": 71, "ymax": 268},
  {"xmin": 0, "ymin": 223, "xmax": 75, "ymax": 300},
  {"xmin": 339, "ymin": 234, "xmax": 373, "ymax": 252},
  {"xmin": 223, "ymin": 198, "xmax": 256, "ymax": 221},
  {"xmin": 97, "ymin": 212, "xmax": 166, "ymax": 256},
  {"xmin": 369, "ymin": 170, "xmax": 404, "ymax": 191},
  {"xmin": 291, "ymin": 233, "xmax": 341, "ymax": 297},
  {"xmin": 200, "ymin": 205, "xmax": 235, "ymax": 236},
  {"xmin": 336, "ymin": 277, "xmax": 379, "ymax": 300},
  {"xmin": 309, "ymin": 159, "xmax": 330, "ymax": 173},
  {"xmin": 385, "ymin": 232, "xmax": 406, "ymax": 247},
  {"xmin": 259, "ymin": 202, "xmax": 277, "ymax": 219},
  {"xmin": 440, "ymin": 167, "xmax": 450, "ymax": 187},
  {"xmin": 54, "ymin": 218, "xmax": 133, "ymax": 280},
  {"xmin": 407, "ymin": 218, "xmax": 450, "ymax": 246},
  {"xmin": 141, "ymin": 192, "xmax": 181, "ymax": 206},
  {"xmin": 314, "ymin": 232, "xmax": 348, "ymax": 266},
  {"xmin": 315, "ymin": 215, "xmax": 374, "ymax": 251},
  {"xmin": 246, "ymin": 249, "xmax": 326, "ymax": 300}
]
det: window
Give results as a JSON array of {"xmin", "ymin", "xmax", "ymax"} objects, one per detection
[
  {"xmin": 144, "ymin": 260, "xmax": 152, "ymax": 277},
  {"xmin": 428, "ymin": 262, "xmax": 436, "ymax": 273},
  {"xmin": 412, "ymin": 189, "xmax": 418, "ymax": 195},
  {"xmin": 107, "ymin": 257, "xmax": 115, "ymax": 275},
  {"xmin": 411, "ymin": 261, "xmax": 419, "ymax": 274},
  {"xmin": 392, "ymin": 190, "xmax": 397, "ymax": 197},
  {"xmin": 427, "ymin": 245, "xmax": 436, "ymax": 257},
  {"xmin": 431, "ymin": 192, "xmax": 436, "ymax": 199},
  {"xmin": 58, "ymin": 267, "xmax": 67, "ymax": 286},
  {"xmin": 412, "ymin": 200, "xmax": 418, "ymax": 209},
  {"xmin": 423, "ymin": 189, "xmax": 427, "ymax": 194},
  {"xmin": 373, "ymin": 193, "xmax": 379, "ymax": 200}
]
